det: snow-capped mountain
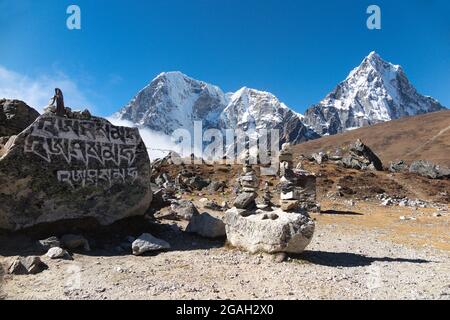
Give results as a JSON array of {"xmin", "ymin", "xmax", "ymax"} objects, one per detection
[
  {"xmin": 115, "ymin": 71, "xmax": 318, "ymax": 146},
  {"xmin": 219, "ymin": 87, "xmax": 318, "ymax": 144},
  {"xmin": 303, "ymin": 52, "xmax": 446, "ymax": 135},
  {"xmin": 116, "ymin": 72, "xmax": 227, "ymax": 135}
]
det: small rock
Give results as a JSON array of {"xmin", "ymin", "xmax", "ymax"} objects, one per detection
[
  {"xmin": 9, "ymin": 256, "xmax": 48, "ymax": 275},
  {"xmin": 22, "ymin": 256, "xmax": 48, "ymax": 274},
  {"xmin": 132, "ymin": 233, "xmax": 171, "ymax": 255},
  {"xmin": 8, "ymin": 258, "xmax": 27, "ymax": 275},
  {"xmin": 170, "ymin": 200, "xmax": 199, "ymax": 220},
  {"xmin": 46, "ymin": 247, "xmax": 68, "ymax": 259}
]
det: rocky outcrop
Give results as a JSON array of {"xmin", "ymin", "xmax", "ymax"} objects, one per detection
[
  {"xmin": 389, "ymin": 160, "xmax": 408, "ymax": 173},
  {"xmin": 0, "ymin": 112, "xmax": 152, "ymax": 231},
  {"xmin": 0, "ymin": 99, "xmax": 40, "ymax": 137},
  {"xmin": 340, "ymin": 139, "xmax": 383, "ymax": 171},
  {"xmin": 224, "ymin": 208, "xmax": 315, "ymax": 254},
  {"xmin": 409, "ymin": 160, "xmax": 450, "ymax": 179}
]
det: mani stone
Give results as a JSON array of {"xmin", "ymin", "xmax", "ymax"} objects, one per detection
[
  {"xmin": 0, "ymin": 113, "xmax": 152, "ymax": 231},
  {"xmin": 224, "ymin": 207, "xmax": 315, "ymax": 254},
  {"xmin": 132, "ymin": 233, "xmax": 171, "ymax": 255}
]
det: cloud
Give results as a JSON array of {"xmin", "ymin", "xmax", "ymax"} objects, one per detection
[
  {"xmin": 0, "ymin": 65, "xmax": 94, "ymax": 113},
  {"xmin": 106, "ymin": 117, "xmax": 183, "ymax": 161}
]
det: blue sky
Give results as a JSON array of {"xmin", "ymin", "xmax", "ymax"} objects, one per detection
[{"xmin": 0, "ymin": 0, "xmax": 448, "ymax": 115}]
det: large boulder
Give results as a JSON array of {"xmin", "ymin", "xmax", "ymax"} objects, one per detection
[
  {"xmin": 0, "ymin": 99, "xmax": 40, "ymax": 137},
  {"xmin": 409, "ymin": 160, "xmax": 450, "ymax": 179},
  {"xmin": 224, "ymin": 208, "xmax": 315, "ymax": 254},
  {"xmin": 0, "ymin": 112, "xmax": 152, "ymax": 231}
]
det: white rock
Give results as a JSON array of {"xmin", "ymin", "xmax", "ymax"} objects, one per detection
[
  {"xmin": 224, "ymin": 207, "xmax": 315, "ymax": 254},
  {"xmin": 132, "ymin": 233, "xmax": 170, "ymax": 255},
  {"xmin": 46, "ymin": 247, "xmax": 68, "ymax": 259}
]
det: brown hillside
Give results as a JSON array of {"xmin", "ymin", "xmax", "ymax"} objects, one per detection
[{"xmin": 293, "ymin": 110, "xmax": 450, "ymax": 166}]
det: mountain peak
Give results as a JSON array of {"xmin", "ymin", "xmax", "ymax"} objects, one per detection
[{"xmin": 304, "ymin": 52, "xmax": 446, "ymax": 135}]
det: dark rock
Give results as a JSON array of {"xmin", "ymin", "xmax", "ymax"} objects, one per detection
[
  {"xmin": 169, "ymin": 200, "xmax": 199, "ymax": 220},
  {"xmin": 186, "ymin": 176, "xmax": 209, "ymax": 190},
  {"xmin": 0, "ymin": 113, "xmax": 152, "ymax": 231},
  {"xmin": 340, "ymin": 139, "xmax": 383, "ymax": 171},
  {"xmin": 150, "ymin": 188, "xmax": 172, "ymax": 210},
  {"xmin": 206, "ymin": 181, "xmax": 225, "ymax": 192},
  {"xmin": 0, "ymin": 99, "xmax": 40, "ymax": 137},
  {"xmin": 233, "ymin": 192, "xmax": 257, "ymax": 210}
]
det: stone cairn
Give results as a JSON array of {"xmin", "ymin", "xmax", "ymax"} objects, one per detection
[
  {"xmin": 278, "ymin": 143, "xmax": 319, "ymax": 212},
  {"xmin": 232, "ymin": 149, "xmax": 259, "ymax": 212},
  {"xmin": 278, "ymin": 143, "xmax": 299, "ymax": 211},
  {"xmin": 261, "ymin": 181, "xmax": 273, "ymax": 209}
]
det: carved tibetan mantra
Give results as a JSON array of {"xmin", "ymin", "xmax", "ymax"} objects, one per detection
[{"xmin": 0, "ymin": 113, "xmax": 152, "ymax": 231}]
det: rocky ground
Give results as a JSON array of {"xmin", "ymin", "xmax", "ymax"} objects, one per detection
[{"xmin": 1, "ymin": 199, "xmax": 448, "ymax": 300}]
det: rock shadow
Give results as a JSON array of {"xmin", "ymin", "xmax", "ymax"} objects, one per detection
[
  {"xmin": 293, "ymin": 250, "xmax": 431, "ymax": 267},
  {"xmin": 320, "ymin": 210, "xmax": 363, "ymax": 216},
  {"xmin": 0, "ymin": 216, "xmax": 224, "ymax": 258}
]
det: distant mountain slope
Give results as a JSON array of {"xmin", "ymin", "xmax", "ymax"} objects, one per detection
[
  {"xmin": 293, "ymin": 110, "xmax": 450, "ymax": 166},
  {"xmin": 303, "ymin": 52, "xmax": 446, "ymax": 135}
]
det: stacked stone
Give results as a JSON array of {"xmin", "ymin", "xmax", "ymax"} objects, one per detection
[
  {"xmin": 278, "ymin": 143, "xmax": 300, "ymax": 211},
  {"xmin": 261, "ymin": 181, "xmax": 273, "ymax": 209},
  {"xmin": 292, "ymin": 169, "xmax": 319, "ymax": 212},
  {"xmin": 233, "ymin": 150, "xmax": 259, "ymax": 211},
  {"xmin": 278, "ymin": 143, "xmax": 319, "ymax": 212}
]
